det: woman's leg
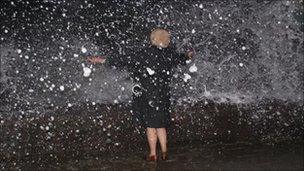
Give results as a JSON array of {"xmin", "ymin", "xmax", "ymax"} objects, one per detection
[
  {"xmin": 156, "ymin": 128, "xmax": 167, "ymax": 153},
  {"xmin": 146, "ymin": 127, "xmax": 158, "ymax": 156}
]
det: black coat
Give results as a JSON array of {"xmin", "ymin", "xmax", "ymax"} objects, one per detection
[{"xmin": 106, "ymin": 45, "xmax": 188, "ymax": 128}]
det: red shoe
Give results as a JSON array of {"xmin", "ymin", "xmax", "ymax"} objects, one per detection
[{"xmin": 146, "ymin": 155, "xmax": 157, "ymax": 162}]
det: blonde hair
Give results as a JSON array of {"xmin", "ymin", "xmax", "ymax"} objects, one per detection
[{"xmin": 150, "ymin": 28, "xmax": 170, "ymax": 48}]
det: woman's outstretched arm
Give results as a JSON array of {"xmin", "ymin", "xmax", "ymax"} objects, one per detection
[
  {"xmin": 86, "ymin": 54, "xmax": 134, "ymax": 69},
  {"xmin": 171, "ymin": 48, "xmax": 195, "ymax": 66},
  {"xmin": 87, "ymin": 56, "xmax": 106, "ymax": 64}
]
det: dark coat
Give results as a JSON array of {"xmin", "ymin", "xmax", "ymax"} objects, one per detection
[{"xmin": 106, "ymin": 45, "xmax": 188, "ymax": 128}]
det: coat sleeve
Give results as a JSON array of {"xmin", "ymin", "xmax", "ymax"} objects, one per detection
[
  {"xmin": 105, "ymin": 53, "xmax": 134, "ymax": 69},
  {"xmin": 170, "ymin": 47, "xmax": 188, "ymax": 67}
]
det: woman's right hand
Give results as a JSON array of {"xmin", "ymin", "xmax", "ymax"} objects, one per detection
[{"xmin": 87, "ymin": 56, "xmax": 106, "ymax": 64}]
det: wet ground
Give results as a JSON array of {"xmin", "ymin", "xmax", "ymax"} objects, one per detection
[
  {"xmin": 1, "ymin": 100, "xmax": 303, "ymax": 170},
  {"xmin": 49, "ymin": 141, "xmax": 303, "ymax": 170}
]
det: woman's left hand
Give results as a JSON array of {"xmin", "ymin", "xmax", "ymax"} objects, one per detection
[{"xmin": 186, "ymin": 49, "xmax": 195, "ymax": 59}]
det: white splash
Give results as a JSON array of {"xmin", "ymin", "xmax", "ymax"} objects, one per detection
[
  {"xmin": 189, "ymin": 64, "xmax": 198, "ymax": 73},
  {"xmin": 81, "ymin": 46, "xmax": 87, "ymax": 53},
  {"xmin": 83, "ymin": 67, "xmax": 92, "ymax": 77},
  {"xmin": 183, "ymin": 73, "xmax": 191, "ymax": 82},
  {"xmin": 146, "ymin": 67, "xmax": 155, "ymax": 75},
  {"xmin": 59, "ymin": 85, "xmax": 65, "ymax": 91},
  {"xmin": 203, "ymin": 85, "xmax": 212, "ymax": 97}
]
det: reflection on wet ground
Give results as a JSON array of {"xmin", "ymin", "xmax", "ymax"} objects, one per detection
[{"xmin": 51, "ymin": 142, "xmax": 303, "ymax": 170}]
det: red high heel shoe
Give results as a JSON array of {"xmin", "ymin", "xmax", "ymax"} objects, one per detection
[{"xmin": 146, "ymin": 155, "xmax": 157, "ymax": 162}]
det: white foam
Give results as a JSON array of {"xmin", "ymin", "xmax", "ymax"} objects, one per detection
[
  {"xmin": 146, "ymin": 67, "xmax": 155, "ymax": 75},
  {"xmin": 59, "ymin": 85, "xmax": 64, "ymax": 91},
  {"xmin": 183, "ymin": 73, "xmax": 191, "ymax": 82},
  {"xmin": 83, "ymin": 67, "xmax": 92, "ymax": 77},
  {"xmin": 81, "ymin": 46, "xmax": 87, "ymax": 53},
  {"xmin": 189, "ymin": 64, "xmax": 198, "ymax": 73}
]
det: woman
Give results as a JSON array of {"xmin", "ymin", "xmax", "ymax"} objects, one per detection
[{"xmin": 88, "ymin": 28, "xmax": 194, "ymax": 162}]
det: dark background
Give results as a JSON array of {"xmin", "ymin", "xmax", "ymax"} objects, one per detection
[{"xmin": 0, "ymin": 0, "xmax": 303, "ymax": 169}]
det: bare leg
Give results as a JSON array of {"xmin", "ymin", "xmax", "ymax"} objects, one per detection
[
  {"xmin": 146, "ymin": 127, "xmax": 158, "ymax": 156},
  {"xmin": 156, "ymin": 128, "xmax": 167, "ymax": 153}
]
